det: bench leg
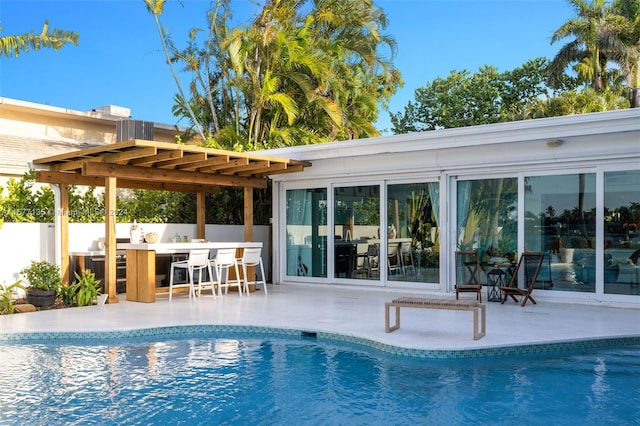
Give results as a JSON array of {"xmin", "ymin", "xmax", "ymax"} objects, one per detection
[
  {"xmin": 473, "ymin": 304, "xmax": 486, "ymax": 340},
  {"xmin": 385, "ymin": 303, "xmax": 400, "ymax": 333}
]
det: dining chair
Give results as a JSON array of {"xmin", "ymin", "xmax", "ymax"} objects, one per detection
[
  {"xmin": 211, "ymin": 248, "xmax": 242, "ymax": 296},
  {"xmin": 237, "ymin": 247, "xmax": 268, "ymax": 295},
  {"xmin": 387, "ymin": 242, "xmax": 402, "ymax": 276},
  {"xmin": 399, "ymin": 241, "xmax": 415, "ymax": 276},
  {"xmin": 353, "ymin": 243, "xmax": 371, "ymax": 278},
  {"xmin": 366, "ymin": 243, "xmax": 380, "ymax": 278},
  {"xmin": 454, "ymin": 250, "xmax": 482, "ymax": 302},
  {"xmin": 168, "ymin": 249, "xmax": 214, "ymax": 300}
]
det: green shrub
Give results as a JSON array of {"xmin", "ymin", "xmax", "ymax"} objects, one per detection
[{"xmin": 20, "ymin": 260, "xmax": 63, "ymax": 293}]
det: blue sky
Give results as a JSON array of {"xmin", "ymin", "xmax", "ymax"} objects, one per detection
[{"xmin": 1, "ymin": 0, "xmax": 572, "ymax": 134}]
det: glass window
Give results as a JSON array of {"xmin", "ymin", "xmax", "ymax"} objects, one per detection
[
  {"xmin": 604, "ymin": 171, "xmax": 640, "ymax": 295},
  {"xmin": 334, "ymin": 185, "xmax": 379, "ymax": 280},
  {"xmin": 387, "ymin": 182, "xmax": 440, "ymax": 283},
  {"xmin": 524, "ymin": 174, "xmax": 596, "ymax": 292},
  {"xmin": 457, "ymin": 178, "xmax": 518, "ymax": 274},
  {"xmin": 286, "ymin": 188, "xmax": 327, "ymax": 278}
]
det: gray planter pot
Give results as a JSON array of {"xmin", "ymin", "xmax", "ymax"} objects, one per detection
[{"xmin": 26, "ymin": 289, "xmax": 57, "ymax": 307}]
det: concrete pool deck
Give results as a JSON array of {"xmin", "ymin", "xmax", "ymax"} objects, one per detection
[{"xmin": 1, "ymin": 284, "xmax": 639, "ymax": 354}]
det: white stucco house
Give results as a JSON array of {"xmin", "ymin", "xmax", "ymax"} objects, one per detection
[
  {"xmin": 263, "ymin": 108, "xmax": 640, "ymax": 306},
  {"xmin": 1, "ymin": 97, "xmax": 639, "ymax": 307}
]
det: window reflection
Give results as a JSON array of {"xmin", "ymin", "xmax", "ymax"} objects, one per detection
[
  {"xmin": 286, "ymin": 188, "xmax": 327, "ymax": 278},
  {"xmin": 334, "ymin": 185, "xmax": 380, "ymax": 280},
  {"xmin": 387, "ymin": 182, "xmax": 440, "ymax": 283},
  {"xmin": 524, "ymin": 174, "xmax": 595, "ymax": 292},
  {"xmin": 457, "ymin": 178, "xmax": 518, "ymax": 280},
  {"xmin": 604, "ymin": 171, "xmax": 640, "ymax": 295}
]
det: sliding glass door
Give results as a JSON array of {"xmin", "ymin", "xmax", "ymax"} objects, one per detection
[
  {"xmin": 387, "ymin": 182, "xmax": 440, "ymax": 283},
  {"xmin": 604, "ymin": 170, "xmax": 640, "ymax": 296},
  {"xmin": 286, "ymin": 188, "xmax": 327, "ymax": 278},
  {"xmin": 334, "ymin": 185, "xmax": 380, "ymax": 280},
  {"xmin": 524, "ymin": 173, "xmax": 596, "ymax": 292}
]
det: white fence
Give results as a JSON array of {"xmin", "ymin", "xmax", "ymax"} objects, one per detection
[{"xmin": 0, "ymin": 223, "xmax": 271, "ymax": 285}]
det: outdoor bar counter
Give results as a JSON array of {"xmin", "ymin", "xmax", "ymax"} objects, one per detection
[{"xmin": 118, "ymin": 241, "xmax": 263, "ymax": 303}]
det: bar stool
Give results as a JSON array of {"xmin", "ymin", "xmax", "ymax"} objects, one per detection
[
  {"xmin": 211, "ymin": 248, "xmax": 242, "ymax": 296},
  {"xmin": 237, "ymin": 247, "xmax": 268, "ymax": 295},
  {"xmin": 168, "ymin": 249, "xmax": 214, "ymax": 300}
]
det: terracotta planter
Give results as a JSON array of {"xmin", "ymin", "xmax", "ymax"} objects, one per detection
[{"xmin": 26, "ymin": 289, "xmax": 57, "ymax": 307}]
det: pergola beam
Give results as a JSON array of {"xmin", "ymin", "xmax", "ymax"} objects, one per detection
[
  {"xmin": 36, "ymin": 170, "xmax": 221, "ymax": 193},
  {"xmin": 84, "ymin": 162, "xmax": 267, "ymax": 189}
]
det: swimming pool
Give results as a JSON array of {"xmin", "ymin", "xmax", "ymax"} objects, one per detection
[{"xmin": 1, "ymin": 333, "xmax": 639, "ymax": 425}]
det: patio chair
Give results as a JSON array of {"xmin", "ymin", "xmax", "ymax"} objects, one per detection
[
  {"xmin": 455, "ymin": 250, "xmax": 482, "ymax": 302},
  {"xmin": 237, "ymin": 247, "xmax": 268, "ymax": 295},
  {"xmin": 499, "ymin": 252, "xmax": 544, "ymax": 307},
  {"xmin": 168, "ymin": 249, "xmax": 214, "ymax": 300},
  {"xmin": 354, "ymin": 243, "xmax": 370, "ymax": 278},
  {"xmin": 387, "ymin": 242, "xmax": 403, "ymax": 276},
  {"xmin": 366, "ymin": 243, "xmax": 380, "ymax": 278},
  {"xmin": 211, "ymin": 248, "xmax": 243, "ymax": 296},
  {"xmin": 399, "ymin": 241, "xmax": 415, "ymax": 277}
]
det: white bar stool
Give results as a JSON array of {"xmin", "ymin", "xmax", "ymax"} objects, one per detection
[
  {"xmin": 211, "ymin": 248, "xmax": 242, "ymax": 296},
  {"xmin": 237, "ymin": 247, "xmax": 267, "ymax": 295},
  {"xmin": 168, "ymin": 249, "xmax": 214, "ymax": 300}
]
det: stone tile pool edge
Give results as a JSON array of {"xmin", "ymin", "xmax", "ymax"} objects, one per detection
[{"xmin": 2, "ymin": 324, "xmax": 639, "ymax": 359}]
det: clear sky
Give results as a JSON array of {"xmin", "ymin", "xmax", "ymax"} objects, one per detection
[{"xmin": 1, "ymin": 0, "xmax": 573, "ymax": 135}]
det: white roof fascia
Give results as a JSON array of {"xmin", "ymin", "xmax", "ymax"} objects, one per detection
[{"xmin": 260, "ymin": 109, "xmax": 640, "ymax": 162}]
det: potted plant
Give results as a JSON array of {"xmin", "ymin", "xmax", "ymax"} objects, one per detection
[
  {"xmin": 20, "ymin": 260, "xmax": 63, "ymax": 307},
  {"xmin": 62, "ymin": 269, "xmax": 102, "ymax": 307}
]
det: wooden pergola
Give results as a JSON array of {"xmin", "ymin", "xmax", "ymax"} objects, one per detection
[{"xmin": 33, "ymin": 139, "xmax": 310, "ymax": 303}]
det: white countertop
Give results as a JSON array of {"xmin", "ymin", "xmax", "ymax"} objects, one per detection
[
  {"xmin": 118, "ymin": 241, "xmax": 262, "ymax": 254},
  {"xmin": 70, "ymin": 250, "xmax": 107, "ymax": 257},
  {"xmin": 70, "ymin": 241, "xmax": 262, "ymax": 256}
]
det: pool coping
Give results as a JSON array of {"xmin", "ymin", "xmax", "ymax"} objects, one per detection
[{"xmin": 2, "ymin": 324, "xmax": 639, "ymax": 359}]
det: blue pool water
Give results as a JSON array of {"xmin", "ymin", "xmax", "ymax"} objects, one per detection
[{"xmin": 0, "ymin": 334, "xmax": 639, "ymax": 425}]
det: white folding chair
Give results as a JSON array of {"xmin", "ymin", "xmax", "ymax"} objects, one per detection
[
  {"xmin": 237, "ymin": 247, "xmax": 267, "ymax": 295},
  {"xmin": 211, "ymin": 248, "xmax": 242, "ymax": 296},
  {"xmin": 168, "ymin": 249, "xmax": 214, "ymax": 300}
]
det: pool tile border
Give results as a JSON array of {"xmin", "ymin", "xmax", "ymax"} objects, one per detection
[{"xmin": 1, "ymin": 325, "xmax": 639, "ymax": 358}]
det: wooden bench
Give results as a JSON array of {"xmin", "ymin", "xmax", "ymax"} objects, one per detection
[{"xmin": 385, "ymin": 297, "xmax": 486, "ymax": 340}]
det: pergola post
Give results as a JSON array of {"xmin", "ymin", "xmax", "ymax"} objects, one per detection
[
  {"xmin": 197, "ymin": 192, "xmax": 206, "ymax": 239},
  {"xmin": 59, "ymin": 184, "xmax": 70, "ymax": 285},
  {"xmin": 244, "ymin": 186, "xmax": 253, "ymax": 242},
  {"xmin": 104, "ymin": 176, "xmax": 118, "ymax": 304}
]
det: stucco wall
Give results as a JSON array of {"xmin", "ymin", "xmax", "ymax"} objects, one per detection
[{"xmin": 0, "ymin": 223, "xmax": 271, "ymax": 287}]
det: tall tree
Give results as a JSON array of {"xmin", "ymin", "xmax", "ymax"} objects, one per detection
[
  {"xmin": 148, "ymin": 0, "xmax": 402, "ymax": 150},
  {"xmin": 516, "ymin": 87, "xmax": 629, "ymax": 119},
  {"xmin": 390, "ymin": 59, "xmax": 552, "ymax": 133},
  {"xmin": 144, "ymin": 0, "xmax": 208, "ymax": 143},
  {"xmin": 548, "ymin": 0, "xmax": 633, "ymax": 92},
  {"xmin": 612, "ymin": 0, "xmax": 640, "ymax": 106},
  {"xmin": 0, "ymin": 20, "xmax": 78, "ymax": 57}
]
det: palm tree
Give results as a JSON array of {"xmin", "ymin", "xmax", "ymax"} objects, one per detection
[
  {"xmin": 612, "ymin": 0, "xmax": 640, "ymax": 106},
  {"xmin": 548, "ymin": 0, "xmax": 632, "ymax": 91},
  {"xmin": 144, "ymin": 0, "xmax": 207, "ymax": 143},
  {"xmin": 161, "ymin": 0, "xmax": 402, "ymax": 149},
  {"xmin": 0, "ymin": 20, "xmax": 78, "ymax": 57}
]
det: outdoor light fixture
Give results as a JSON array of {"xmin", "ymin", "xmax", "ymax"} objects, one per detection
[{"xmin": 545, "ymin": 139, "xmax": 563, "ymax": 148}]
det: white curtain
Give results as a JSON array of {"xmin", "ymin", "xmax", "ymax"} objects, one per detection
[{"xmin": 456, "ymin": 180, "xmax": 472, "ymax": 246}]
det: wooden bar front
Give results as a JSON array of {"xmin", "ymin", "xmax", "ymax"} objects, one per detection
[{"xmin": 120, "ymin": 242, "xmax": 263, "ymax": 303}]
